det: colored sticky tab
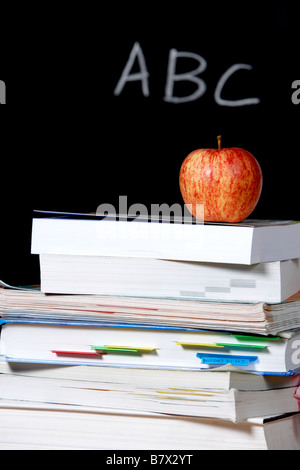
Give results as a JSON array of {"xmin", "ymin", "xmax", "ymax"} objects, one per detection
[
  {"xmin": 216, "ymin": 343, "xmax": 267, "ymax": 349},
  {"xmin": 231, "ymin": 334, "xmax": 280, "ymax": 342},
  {"xmin": 176, "ymin": 341, "xmax": 223, "ymax": 348},
  {"xmin": 294, "ymin": 386, "xmax": 300, "ymax": 403},
  {"xmin": 196, "ymin": 353, "xmax": 258, "ymax": 367},
  {"xmin": 177, "ymin": 341, "xmax": 265, "ymax": 350},
  {"xmin": 106, "ymin": 345, "xmax": 158, "ymax": 351},
  {"xmin": 51, "ymin": 350, "xmax": 104, "ymax": 357},
  {"xmin": 91, "ymin": 346, "xmax": 139, "ymax": 353},
  {"xmin": 91, "ymin": 345, "xmax": 157, "ymax": 352}
]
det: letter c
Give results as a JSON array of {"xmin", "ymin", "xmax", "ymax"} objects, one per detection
[{"xmin": 214, "ymin": 64, "xmax": 260, "ymax": 107}]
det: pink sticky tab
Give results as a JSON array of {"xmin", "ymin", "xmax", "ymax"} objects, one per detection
[{"xmin": 294, "ymin": 386, "xmax": 300, "ymax": 409}]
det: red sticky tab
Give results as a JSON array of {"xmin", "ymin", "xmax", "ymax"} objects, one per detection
[
  {"xmin": 51, "ymin": 350, "xmax": 106, "ymax": 357},
  {"xmin": 294, "ymin": 386, "xmax": 300, "ymax": 409}
]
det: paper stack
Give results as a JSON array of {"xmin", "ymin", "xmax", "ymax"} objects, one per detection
[{"xmin": 0, "ymin": 211, "xmax": 300, "ymax": 450}]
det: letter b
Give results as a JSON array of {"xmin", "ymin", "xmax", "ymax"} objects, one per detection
[{"xmin": 164, "ymin": 49, "xmax": 207, "ymax": 104}]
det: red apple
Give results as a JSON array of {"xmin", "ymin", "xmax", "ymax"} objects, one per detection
[{"xmin": 179, "ymin": 136, "xmax": 263, "ymax": 223}]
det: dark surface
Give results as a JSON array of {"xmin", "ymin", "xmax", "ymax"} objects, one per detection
[{"xmin": 1, "ymin": 2, "xmax": 299, "ymax": 285}]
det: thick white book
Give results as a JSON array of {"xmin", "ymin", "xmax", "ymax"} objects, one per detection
[
  {"xmin": 1, "ymin": 361, "xmax": 299, "ymax": 391},
  {"xmin": 0, "ymin": 371, "xmax": 298, "ymax": 423},
  {"xmin": 2, "ymin": 284, "xmax": 300, "ymax": 335},
  {"xmin": 1, "ymin": 321, "xmax": 300, "ymax": 375},
  {"xmin": 0, "ymin": 399, "xmax": 299, "ymax": 449},
  {"xmin": 38, "ymin": 254, "xmax": 300, "ymax": 303},
  {"xmin": 31, "ymin": 212, "xmax": 300, "ymax": 265}
]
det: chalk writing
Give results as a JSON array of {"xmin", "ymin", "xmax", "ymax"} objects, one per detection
[
  {"xmin": 214, "ymin": 64, "xmax": 260, "ymax": 107},
  {"xmin": 164, "ymin": 49, "xmax": 207, "ymax": 104},
  {"xmin": 114, "ymin": 42, "xmax": 260, "ymax": 107},
  {"xmin": 114, "ymin": 42, "xmax": 150, "ymax": 97}
]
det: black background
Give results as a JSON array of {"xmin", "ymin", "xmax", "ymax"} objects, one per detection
[{"xmin": 0, "ymin": 1, "xmax": 299, "ymax": 286}]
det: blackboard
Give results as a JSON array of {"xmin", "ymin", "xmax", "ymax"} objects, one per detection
[{"xmin": 1, "ymin": 2, "xmax": 299, "ymax": 285}]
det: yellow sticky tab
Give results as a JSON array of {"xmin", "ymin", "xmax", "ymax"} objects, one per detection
[
  {"xmin": 106, "ymin": 345, "xmax": 158, "ymax": 352},
  {"xmin": 176, "ymin": 341, "xmax": 224, "ymax": 348}
]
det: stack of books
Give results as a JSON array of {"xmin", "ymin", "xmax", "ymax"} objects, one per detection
[{"xmin": 0, "ymin": 211, "xmax": 300, "ymax": 450}]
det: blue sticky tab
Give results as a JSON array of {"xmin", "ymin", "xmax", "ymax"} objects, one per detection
[{"xmin": 196, "ymin": 353, "xmax": 258, "ymax": 367}]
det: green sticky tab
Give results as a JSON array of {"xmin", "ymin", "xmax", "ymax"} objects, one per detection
[
  {"xmin": 91, "ymin": 346, "xmax": 139, "ymax": 353},
  {"xmin": 231, "ymin": 334, "xmax": 281, "ymax": 341},
  {"xmin": 216, "ymin": 343, "xmax": 267, "ymax": 349}
]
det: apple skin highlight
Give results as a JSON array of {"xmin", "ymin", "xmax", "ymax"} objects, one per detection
[{"xmin": 179, "ymin": 145, "xmax": 263, "ymax": 223}]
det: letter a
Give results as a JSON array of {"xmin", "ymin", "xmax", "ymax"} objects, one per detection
[{"xmin": 114, "ymin": 42, "xmax": 150, "ymax": 97}]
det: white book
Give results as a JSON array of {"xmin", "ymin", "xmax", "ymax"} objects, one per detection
[
  {"xmin": 1, "ymin": 321, "xmax": 300, "ymax": 375},
  {"xmin": 31, "ymin": 213, "xmax": 300, "ymax": 265},
  {"xmin": 2, "ymin": 361, "xmax": 299, "ymax": 391},
  {"xmin": 2, "ymin": 284, "xmax": 300, "ymax": 335},
  {"xmin": 0, "ymin": 372, "xmax": 298, "ymax": 423},
  {"xmin": 38, "ymin": 254, "xmax": 300, "ymax": 303},
  {"xmin": 0, "ymin": 400, "xmax": 299, "ymax": 449}
]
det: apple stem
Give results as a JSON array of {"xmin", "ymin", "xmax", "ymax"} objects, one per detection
[{"xmin": 217, "ymin": 135, "xmax": 222, "ymax": 150}]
